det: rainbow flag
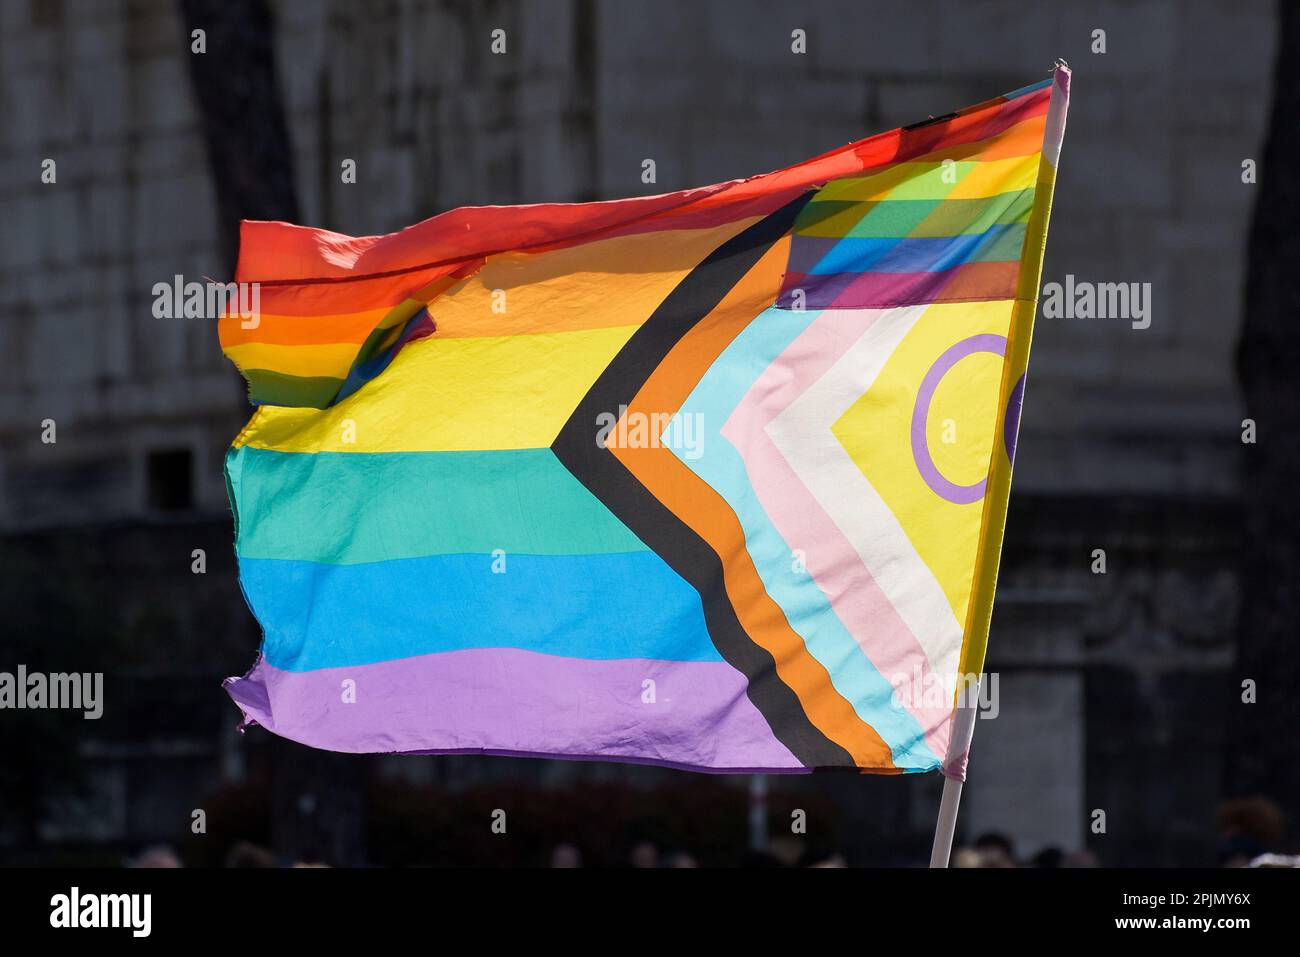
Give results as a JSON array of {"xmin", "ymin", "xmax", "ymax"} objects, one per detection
[{"xmin": 221, "ymin": 66, "xmax": 1070, "ymax": 774}]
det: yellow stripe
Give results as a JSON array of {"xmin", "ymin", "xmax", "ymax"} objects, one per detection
[
  {"xmin": 943, "ymin": 154, "xmax": 1040, "ymax": 200},
  {"xmin": 813, "ymin": 155, "xmax": 1039, "ymax": 203},
  {"xmin": 238, "ymin": 324, "xmax": 638, "ymax": 453},
  {"xmin": 231, "ymin": 218, "xmax": 761, "ymax": 452},
  {"xmin": 224, "ymin": 341, "xmax": 360, "ymax": 379}
]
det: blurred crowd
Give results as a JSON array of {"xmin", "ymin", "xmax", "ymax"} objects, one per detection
[{"xmin": 114, "ymin": 794, "xmax": 1298, "ymax": 869}]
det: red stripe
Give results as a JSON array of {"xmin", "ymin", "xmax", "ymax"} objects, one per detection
[{"xmin": 233, "ymin": 84, "xmax": 1051, "ymax": 308}]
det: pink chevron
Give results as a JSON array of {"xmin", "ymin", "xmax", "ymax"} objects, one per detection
[{"xmin": 719, "ymin": 307, "xmax": 954, "ymax": 759}]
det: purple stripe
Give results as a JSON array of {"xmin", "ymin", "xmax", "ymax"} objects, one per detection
[
  {"xmin": 779, "ymin": 270, "xmax": 953, "ymax": 309},
  {"xmin": 788, "ymin": 235, "xmax": 836, "ymax": 276},
  {"xmin": 776, "ymin": 271, "xmax": 858, "ymax": 310},
  {"xmin": 1004, "ymin": 372, "xmax": 1027, "ymax": 464},
  {"xmin": 778, "ymin": 261, "xmax": 1017, "ymax": 310},
  {"xmin": 225, "ymin": 648, "xmax": 805, "ymax": 773},
  {"xmin": 829, "ymin": 269, "xmax": 958, "ymax": 308}
]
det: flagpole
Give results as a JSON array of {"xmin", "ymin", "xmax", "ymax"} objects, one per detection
[
  {"xmin": 929, "ymin": 776, "xmax": 964, "ymax": 868},
  {"xmin": 928, "ymin": 60, "xmax": 1071, "ymax": 869},
  {"xmin": 929, "ymin": 677, "xmax": 980, "ymax": 868}
]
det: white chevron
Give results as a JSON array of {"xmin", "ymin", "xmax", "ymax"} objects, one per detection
[{"xmin": 765, "ymin": 303, "xmax": 964, "ymax": 684}]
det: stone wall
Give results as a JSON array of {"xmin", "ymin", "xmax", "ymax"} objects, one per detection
[
  {"xmin": 2, "ymin": 0, "xmax": 1270, "ymax": 517},
  {"xmin": 0, "ymin": 0, "xmax": 1276, "ymax": 864}
]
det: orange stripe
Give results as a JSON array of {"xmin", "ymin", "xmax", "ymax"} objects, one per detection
[
  {"xmin": 221, "ymin": 224, "xmax": 753, "ymax": 346},
  {"xmin": 925, "ymin": 113, "xmax": 1048, "ymax": 164},
  {"xmin": 430, "ymin": 220, "xmax": 758, "ymax": 339},
  {"xmin": 219, "ymin": 308, "xmax": 394, "ymax": 348},
  {"xmin": 248, "ymin": 261, "xmax": 468, "ymax": 317},
  {"xmin": 607, "ymin": 234, "xmax": 897, "ymax": 770}
]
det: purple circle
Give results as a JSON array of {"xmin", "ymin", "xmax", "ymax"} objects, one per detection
[
  {"xmin": 910, "ymin": 334, "xmax": 1008, "ymax": 505},
  {"xmin": 1003, "ymin": 373, "xmax": 1026, "ymax": 465}
]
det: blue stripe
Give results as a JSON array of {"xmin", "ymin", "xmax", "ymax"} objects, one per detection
[
  {"xmin": 808, "ymin": 223, "xmax": 1026, "ymax": 275},
  {"xmin": 1001, "ymin": 77, "xmax": 1053, "ymax": 100},
  {"xmin": 241, "ymin": 551, "xmax": 724, "ymax": 671}
]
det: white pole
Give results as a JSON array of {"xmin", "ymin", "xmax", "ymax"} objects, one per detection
[
  {"xmin": 929, "ymin": 677, "xmax": 981, "ymax": 868},
  {"xmin": 929, "ymin": 776, "xmax": 964, "ymax": 868}
]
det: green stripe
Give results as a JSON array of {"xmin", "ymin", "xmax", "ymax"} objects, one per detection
[
  {"xmin": 227, "ymin": 445, "xmax": 649, "ymax": 564},
  {"xmin": 968, "ymin": 222, "xmax": 1029, "ymax": 263},
  {"xmin": 911, "ymin": 188, "xmax": 1033, "ymax": 238},
  {"xmin": 796, "ymin": 198, "xmax": 932, "ymax": 236},
  {"xmin": 243, "ymin": 368, "xmax": 344, "ymax": 409},
  {"xmin": 797, "ymin": 188, "xmax": 1035, "ymax": 240}
]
